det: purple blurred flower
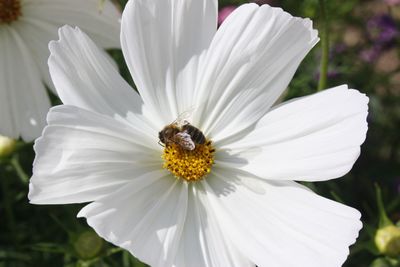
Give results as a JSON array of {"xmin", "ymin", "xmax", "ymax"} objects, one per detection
[
  {"xmin": 361, "ymin": 14, "xmax": 398, "ymax": 62},
  {"xmin": 334, "ymin": 43, "xmax": 347, "ymax": 54},
  {"xmin": 218, "ymin": 6, "xmax": 236, "ymax": 26},
  {"xmin": 360, "ymin": 46, "xmax": 382, "ymax": 63},
  {"xmin": 329, "ymin": 43, "xmax": 348, "ymax": 59},
  {"xmin": 397, "ymin": 177, "xmax": 400, "ymax": 194},
  {"xmin": 314, "ymin": 69, "xmax": 341, "ymax": 81},
  {"xmin": 367, "ymin": 15, "xmax": 399, "ymax": 45}
]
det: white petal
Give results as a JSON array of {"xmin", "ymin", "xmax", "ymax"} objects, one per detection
[
  {"xmin": 218, "ymin": 85, "xmax": 369, "ymax": 181},
  {"xmin": 12, "ymin": 19, "xmax": 57, "ymax": 93},
  {"xmin": 0, "ymin": 26, "xmax": 50, "ymax": 141},
  {"xmin": 22, "ymin": 0, "xmax": 121, "ymax": 48},
  {"xmin": 29, "ymin": 105, "xmax": 160, "ymax": 204},
  {"xmin": 204, "ymin": 171, "xmax": 362, "ymax": 267},
  {"xmin": 192, "ymin": 4, "xmax": 318, "ymax": 139},
  {"xmin": 173, "ymin": 183, "xmax": 253, "ymax": 267},
  {"xmin": 48, "ymin": 26, "xmax": 155, "ymax": 127},
  {"xmin": 79, "ymin": 179, "xmax": 252, "ymax": 267},
  {"xmin": 14, "ymin": 0, "xmax": 120, "ymax": 94},
  {"xmin": 0, "ymin": 28, "xmax": 17, "ymax": 138},
  {"xmin": 120, "ymin": 0, "xmax": 217, "ymax": 123},
  {"xmin": 78, "ymin": 178, "xmax": 187, "ymax": 267}
]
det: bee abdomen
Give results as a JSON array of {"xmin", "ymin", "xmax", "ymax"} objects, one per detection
[{"xmin": 182, "ymin": 124, "xmax": 206, "ymax": 144}]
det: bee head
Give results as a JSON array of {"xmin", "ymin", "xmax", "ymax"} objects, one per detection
[
  {"xmin": 158, "ymin": 125, "xmax": 180, "ymax": 145},
  {"xmin": 158, "ymin": 131, "xmax": 165, "ymax": 144}
]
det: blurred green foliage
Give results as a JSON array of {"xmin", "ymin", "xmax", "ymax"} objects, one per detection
[{"xmin": 1, "ymin": 0, "xmax": 400, "ymax": 266}]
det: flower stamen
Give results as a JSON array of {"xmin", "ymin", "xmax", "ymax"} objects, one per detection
[
  {"xmin": 0, "ymin": 0, "xmax": 22, "ymax": 24},
  {"xmin": 162, "ymin": 140, "xmax": 215, "ymax": 182}
]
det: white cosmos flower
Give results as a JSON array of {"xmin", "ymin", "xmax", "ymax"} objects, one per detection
[
  {"xmin": 0, "ymin": 0, "xmax": 121, "ymax": 141},
  {"xmin": 28, "ymin": 0, "xmax": 369, "ymax": 266}
]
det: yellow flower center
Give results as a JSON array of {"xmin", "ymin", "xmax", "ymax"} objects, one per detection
[
  {"xmin": 162, "ymin": 140, "xmax": 215, "ymax": 182},
  {"xmin": 0, "ymin": 0, "xmax": 22, "ymax": 24}
]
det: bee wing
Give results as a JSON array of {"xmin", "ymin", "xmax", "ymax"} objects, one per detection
[
  {"xmin": 174, "ymin": 132, "xmax": 195, "ymax": 150},
  {"xmin": 173, "ymin": 107, "xmax": 197, "ymax": 127}
]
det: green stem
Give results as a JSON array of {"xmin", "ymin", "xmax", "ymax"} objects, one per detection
[
  {"xmin": 10, "ymin": 155, "xmax": 29, "ymax": 185},
  {"xmin": 318, "ymin": 0, "xmax": 330, "ymax": 91},
  {"xmin": 375, "ymin": 183, "xmax": 393, "ymax": 228},
  {"xmin": 0, "ymin": 165, "xmax": 18, "ymax": 246}
]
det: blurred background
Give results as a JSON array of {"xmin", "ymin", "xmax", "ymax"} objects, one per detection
[{"xmin": 0, "ymin": 0, "xmax": 399, "ymax": 266}]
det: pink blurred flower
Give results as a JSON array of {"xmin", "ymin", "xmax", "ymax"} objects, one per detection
[
  {"xmin": 218, "ymin": 6, "xmax": 236, "ymax": 25},
  {"xmin": 384, "ymin": 0, "xmax": 400, "ymax": 6}
]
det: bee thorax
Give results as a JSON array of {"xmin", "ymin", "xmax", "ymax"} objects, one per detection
[{"xmin": 173, "ymin": 132, "xmax": 195, "ymax": 150}]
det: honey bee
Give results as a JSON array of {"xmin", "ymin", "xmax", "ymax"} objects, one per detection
[{"xmin": 158, "ymin": 122, "xmax": 206, "ymax": 151}]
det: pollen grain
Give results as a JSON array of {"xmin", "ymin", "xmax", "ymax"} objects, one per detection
[{"xmin": 162, "ymin": 140, "xmax": 215, "ymax": 182}]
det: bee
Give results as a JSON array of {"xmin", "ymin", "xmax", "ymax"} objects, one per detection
[{"xmin": 158, "ymin": 122, "xmax": 206, "ymax": 151}]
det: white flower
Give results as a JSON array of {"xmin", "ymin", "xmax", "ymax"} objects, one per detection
[
  {"xmin": 0, "ymin": 0, "xmax": 121, "ymax": 141},
  {"xmin": 28, "ymin": 1, "xmax": 369, "ymax": 266}
]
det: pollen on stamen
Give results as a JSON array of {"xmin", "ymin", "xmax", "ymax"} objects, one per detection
[
  {"xmin": 0, "ymin": 0, "xmax": 22, "ymax": 24},
  {"xmin": 162, "ymin": 140, "xmax": 215, "ymax": 182}
]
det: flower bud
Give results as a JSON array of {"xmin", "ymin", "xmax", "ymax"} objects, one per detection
[
  {"xmin": 73, "ymin": 231, "xmax": 103, "ymax": 260},
  {"xmin": 375, "ymin": 225, "xmax": 400, "ymax": 257},
  {"xmin": 0, "ymin": 135, "xmax": 16, "ymax": 158},
  {"xmin": 370, "ymin": 257, "xmax": 392, "ymax": 267}
]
